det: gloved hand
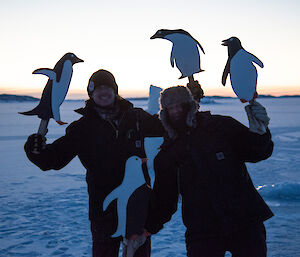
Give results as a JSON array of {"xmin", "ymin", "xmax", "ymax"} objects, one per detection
[
  {"xmin": 245, "ymin": 100, "xmax": 270, "ymax": 135},
  {"xmin": 122, "ymin": 233, "xmax": 148, "ymax": 257},
  {"xmin": 24, "ymin": 134, "xmax": 47, "ymax": 154},
  {"xmin": 186, "ymin": 80, "xmax": 204, "ymax": 103}
]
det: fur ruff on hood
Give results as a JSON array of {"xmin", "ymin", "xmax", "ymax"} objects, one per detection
[{"xmin": 159, "ymin": 86, "xmax": 199, "ymax": 139}]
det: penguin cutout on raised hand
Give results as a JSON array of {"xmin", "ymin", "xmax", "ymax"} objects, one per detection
[
  {"xmin": 151, "ymin": 29, "xmax": 205, "ymax": 79},
  {"xmin": 221, "ymin": 37, "xmax": 264, "ymax": 102},
  {"xmin": 20, "ymin": 53, "xmax": 83, "ymax": 124},
  {"xmin": 103, "ymin": 156, "xmax": 151, "ymax": 239}
]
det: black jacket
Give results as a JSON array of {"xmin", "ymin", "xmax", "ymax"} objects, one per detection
[
  {"xmin": 25, "ymin": 98, "xmax": 164, "ymax": 238},
  {"xmin": 146, "ymin": 112, "xmax": 274, "ymax": 240}
]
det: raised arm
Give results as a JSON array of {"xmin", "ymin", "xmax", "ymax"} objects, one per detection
[
  {"xmin": 136, "ymin": 108, "xmax": 165, "ymax": 137},
  {"xmin": 223, "ymin": 115, "xmax": 273, "ymax": 163},
  {"xmin": 24, "ymin": 120, "xmax": 82, "ymax": 171}
]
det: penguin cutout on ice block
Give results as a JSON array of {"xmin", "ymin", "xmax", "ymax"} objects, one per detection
[
  {"xmin": 20, "ymin": 53, "xmax": 83, "ymax": 134},
  {"xmin": 103, "ymin": 156, "xmax": 151, "ymax": 240},
  {"xmin": 221, "ymin": 37, "xmax": 264, "ymax": 102},
  {"xmin": 146, "ymin": 85, "xmax": 163, "ymax": 186},
  {"xmin": 147, "ymin": 85, "xmax": 163, "ymax": 115},
  {"xmin": 151, "ymin": 29, "xmax": 205, "ymax": 79}
]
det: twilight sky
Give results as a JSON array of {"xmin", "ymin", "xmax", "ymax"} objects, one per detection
[{"xmin": 0, "ymin": 0, "xmax": 299, "ymax": 99}]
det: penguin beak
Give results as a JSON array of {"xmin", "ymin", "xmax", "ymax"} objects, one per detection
[
  {"xmin": 221, "ymin": 39, "xmax": 229, "ymax": 46},
  {"xmin": 150, "ymin": 33, "xmax": 157, "ymax": 39},
  {"xmin": 75, "ymin": 57, "xmax": 84, "ymax": 63},
  {"xmin": 150, "ymin": 31, "xmax": 164, "ymax": 39}
]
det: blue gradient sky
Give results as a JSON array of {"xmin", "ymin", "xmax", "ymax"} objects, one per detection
[{"xmin": 0, "ymin": 0, "xmax": 299, "ymax": 98}]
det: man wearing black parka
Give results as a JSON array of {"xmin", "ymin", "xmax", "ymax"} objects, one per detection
[
  {"xmin": 146, "ymin": 86, "xmax": 274, "ymax": 257},
  {"xmin": 24, "ymin": 69, "xmax": 164, "ymax": 257}
]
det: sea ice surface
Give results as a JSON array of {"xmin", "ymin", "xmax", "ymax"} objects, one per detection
[{"xmin": 0, "ymin": 97, "xmax": 299, "ymax": 256}]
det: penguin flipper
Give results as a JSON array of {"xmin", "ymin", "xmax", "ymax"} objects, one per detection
[
  {"xmin": 170, "ymin": 46, "xmax": 175, "ymax": 67},
  {"xmin": 103, "ymin": 187, "xmax": 121, "ymax": 211},
  {"xmin": 33, "ymin": 68, "xmax": 57, "ymax": 82},
  {"xmin": 222, "ymin": 60, "xmax": 230, "ymax": 86},
  {"xmin": 249, "ymin": 53, "xmax": 264, "ymax": 68},
  {"xmin": 196, "ymin": 41, "xmax": 205, "ymax": 54}
]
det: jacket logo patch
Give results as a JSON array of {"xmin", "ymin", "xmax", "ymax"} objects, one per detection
[
  {"xmin": 216, "ymin": 152, "xmax": 225, "ymax": 160},
  {"xmin": 127, "ymin": 129, "xmax": 134, "ymax": 139},
  {"xmin": 135, "ymin": 140, "xmax": 142, "ymax": 148}
]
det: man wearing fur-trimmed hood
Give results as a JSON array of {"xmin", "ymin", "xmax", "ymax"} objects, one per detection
[{"xmin": 146, "ymin": 86, "xmax": 274, "ymax": 257}]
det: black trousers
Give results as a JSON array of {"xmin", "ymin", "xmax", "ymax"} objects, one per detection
[
  {"xmin": 186, "ymin": 223, "xmax": 267, "ymax": 257},
  {"xmin": 91, "ymin": 221, "xmax": 151, "ymax": 257}
]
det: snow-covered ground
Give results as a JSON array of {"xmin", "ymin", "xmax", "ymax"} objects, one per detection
[{"xmin": 0, "ymin": 97, "xmax": 300, "ymax": 257}]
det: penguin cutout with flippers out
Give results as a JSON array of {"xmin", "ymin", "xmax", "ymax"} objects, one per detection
[
  {"xmin": 103, "ymin": 156, "xmax": 151, "ymax": 239},
  {"xmin": 151, "ymin": 29, "xmax": 205, "ymax": 79},
  {"xmin": 20, "ymin": 53, "xmax": 83, "ymax": 124},
  {"xmin": 221, "ymin": 37, "xmax": 263, "ymax": 102}
]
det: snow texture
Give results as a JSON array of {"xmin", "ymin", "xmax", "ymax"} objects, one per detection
[{"xmin": 0, "ymin": 97, "xmax": 300, "ymax": 256}]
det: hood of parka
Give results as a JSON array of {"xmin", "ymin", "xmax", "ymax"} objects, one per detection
[{"xmin": 159, "ymin": 86, "xmax": 199, "ymax": 139}]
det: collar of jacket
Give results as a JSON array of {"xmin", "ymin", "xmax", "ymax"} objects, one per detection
[{"xmin": 74, "ymin": 97, "xmax": 134, "ymax": 117}]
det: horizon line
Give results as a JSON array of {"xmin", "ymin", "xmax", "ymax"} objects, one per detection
[{"xmin": 1, "ymin": 93, "xmax": 300, "ymax": 101}]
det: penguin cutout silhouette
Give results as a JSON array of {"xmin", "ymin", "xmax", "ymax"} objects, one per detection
[
  {"xmin": 221, "ymin": 37, "xmax": 264, "ymax": 102},
  {"xmin": 103, "ymin": 156, "xmax": 151, "ymax": 239},
  {"xmin": 151, "ymin": 29, "xmax": 205, "ymax": 79},
  {"xmin": 20, "ymin": 53, "xmax": 83, "ymax": 124},
  {"xmin": 144, "ymin": 137, "xmax": 163, "ymax": 187}
]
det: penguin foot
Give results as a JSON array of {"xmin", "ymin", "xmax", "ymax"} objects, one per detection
[
  {"xmin": 253, "ymin": 92, "xmax": 258, "ymax": 100},
  {"xmin": 56, "ymin": 120, "xmax": 68, "ymax": 125},
  {"xmin": 241, "ymin": 92, "xmax": 258, "ymax": 103}
]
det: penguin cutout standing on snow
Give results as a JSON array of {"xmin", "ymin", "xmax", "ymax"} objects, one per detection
[
  {"xmin": 151, "ymin": 29, "xmax": 205, "ymax": 79},
  {"xmin": 20, "ymin": 53, "xmax": 83, "ymax": 124},
  {"xmin": 221, "ymin": 37, "xmax": 264, "ymax": 102}
]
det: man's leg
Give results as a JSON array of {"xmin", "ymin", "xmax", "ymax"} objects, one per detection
[
  {"xmin": 229, "ymin": 223, "xmax": 267, "ymax": 257},
  {"xmin": 186, "ymin": 237, "xmax": 226, "ymax": 257},
  {"xmin": 91, "ymin": 221, "xmax": 121, "ymax": 257}
]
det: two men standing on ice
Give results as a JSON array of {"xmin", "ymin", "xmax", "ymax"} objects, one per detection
[
  {"xmin": 24, "ymin": 55, "xmax": 274, "ymax": 257},
  {"xmin": 25, "ymin": 77, "xmax": 273, "ymax": 257}
]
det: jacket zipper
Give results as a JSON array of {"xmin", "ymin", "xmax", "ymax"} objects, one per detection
[
  {"xmin": 177, "ymin": 131, "xmax": 190, "ymax": 203},
  {"xmin": 107, "ymin": 111, "xmax": 126, "ymax": 139}
]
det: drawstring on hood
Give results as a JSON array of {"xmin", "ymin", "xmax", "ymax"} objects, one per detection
[{"xmin": 159, "ymin": 86, "xmax": 199, "ymax": 139}]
